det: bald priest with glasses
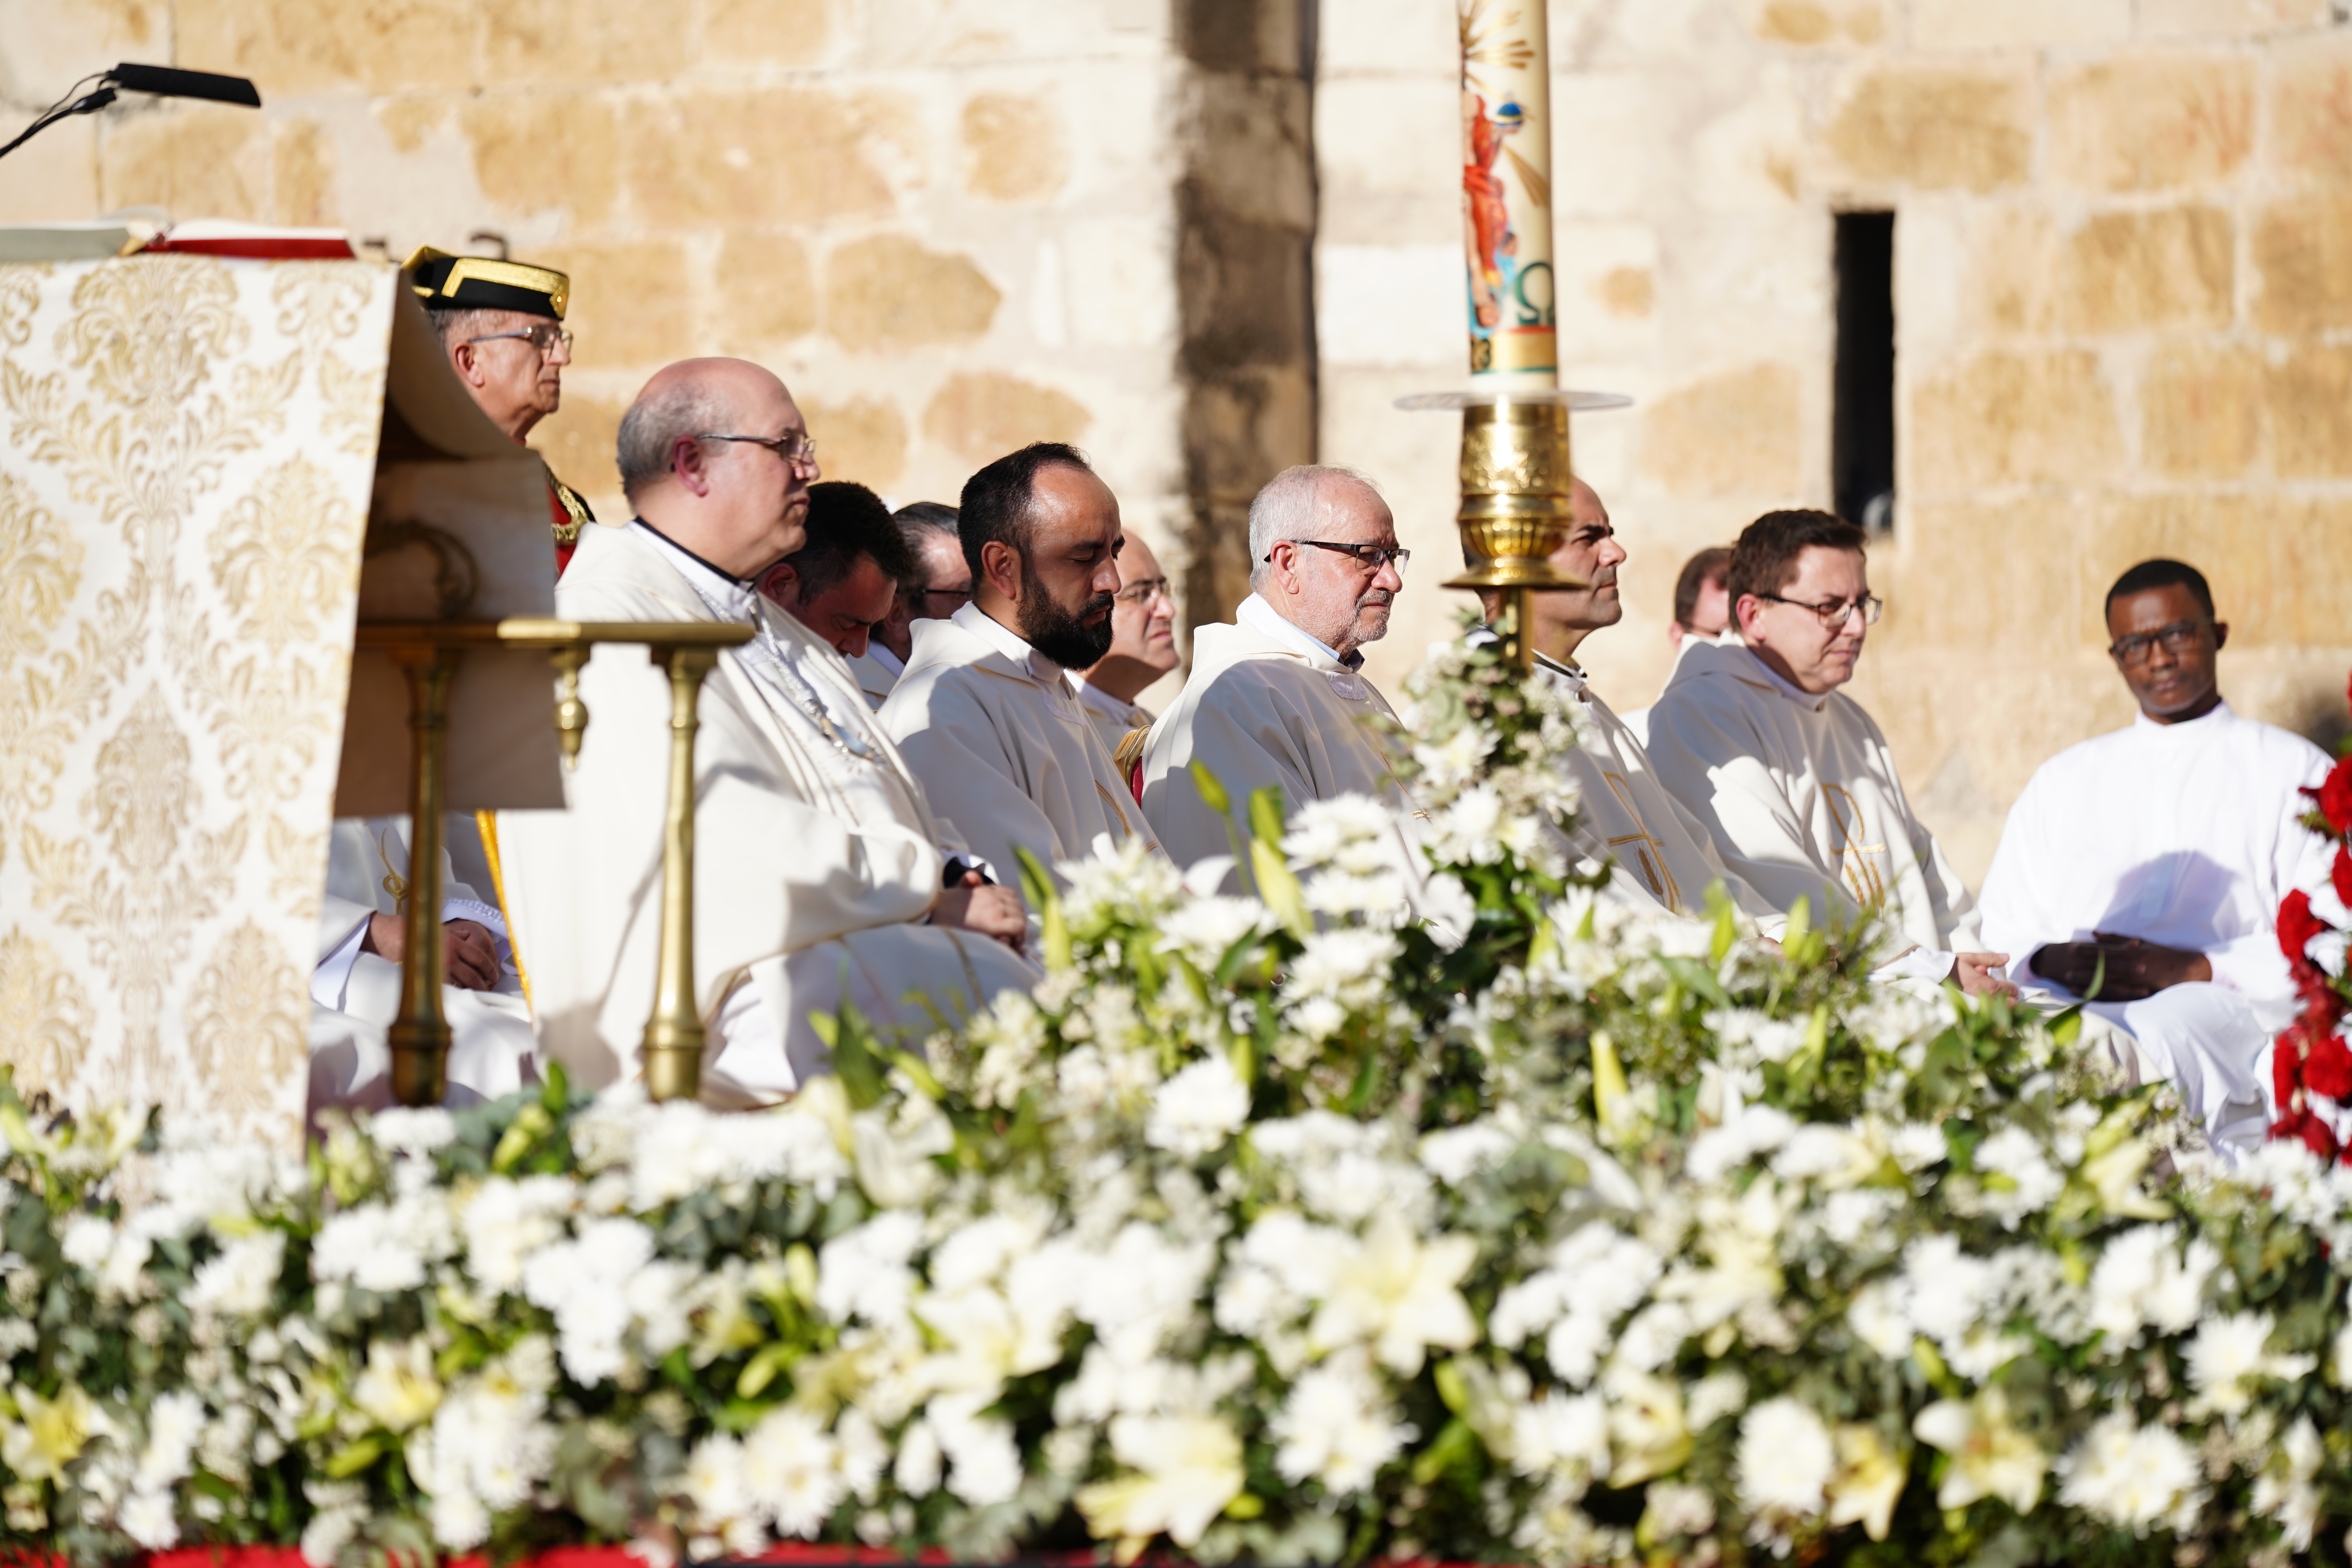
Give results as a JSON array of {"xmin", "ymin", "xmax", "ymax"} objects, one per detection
[
  {"xmin": 1645, "ymin": 510, "xmax": 2013, "ymax": 998},
  {"xmin": 1975, "ymin": 560, "xmax": 2336, "ymax": 1156},
  {"xmin": 406, "ymin": 248, "xmax": 599, "ymax": 576},
  {"xmin": 1142, "ymin": 465, "xmax": 1427, "ymax": 896}
]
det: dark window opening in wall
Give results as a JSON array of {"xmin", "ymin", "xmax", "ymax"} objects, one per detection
[{"xmin": 1833, "ymin": 211, "xmax": 1896, "ymax": 536}]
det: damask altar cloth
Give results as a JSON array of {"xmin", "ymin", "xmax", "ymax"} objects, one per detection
[{"xmin": 0, "ymin": 255, "xmax": 555, "ymax": 1144}]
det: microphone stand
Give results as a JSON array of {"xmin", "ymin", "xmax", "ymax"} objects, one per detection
[{"xmin": 0, "ymin": 64, "xmax": 261, "ymax": 163}]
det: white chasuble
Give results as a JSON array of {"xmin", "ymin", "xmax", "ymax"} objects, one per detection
[
  {"xmin": 309, "ymin": 815, "xmax": 537, "ymax": 1121},
  {"xmin": 1140, "ymin": 595, "xmax": 1426, "ymax": 891},
  {"xmin": 879, "ymin": 603, "xmax": 1154, "ymax": 891},
  {"xmin": 847, "ymin": 644, "xmax": 901, "ymax": 711},
  {"xmin": 1532, "ymin": 655, "xmax": 1783, "ymax": 935},
  {"xmin": 497, "ymin": 524, "xmax": 1038, "ymax": 1105},
  {"xmin": 1644, "ymin": 639, "xmax": 1981, "ymax": 985},
  {"xmin": 1978, "ymin": 702, "xmax": 2335, "ymax": 1151},
  {"xmin": 1073, "ymin": 676, "xmax": 1155, "ymax": 764}
]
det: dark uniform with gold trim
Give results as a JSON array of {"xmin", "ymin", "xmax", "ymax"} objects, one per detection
[{"xmin": 405, "ymin": 247, "xmax": 597, "ymax": 578}]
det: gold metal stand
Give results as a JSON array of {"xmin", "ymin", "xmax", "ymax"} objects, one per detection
[{"xmin": 354, "ymin": 617, "xmax": 753, "ymax": 1107}]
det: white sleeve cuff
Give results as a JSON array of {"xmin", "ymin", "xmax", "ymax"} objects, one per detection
[
  {"xmin": 312, "ymin": 918, "xmax": 370, "ymax": 1011},
  {"xmin": 1873, "ymin": 945, "xmax": 1957, "ymax": 987}
]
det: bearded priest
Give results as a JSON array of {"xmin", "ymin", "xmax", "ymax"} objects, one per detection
[
  {"xmin": 879, "ymin": 444, "xmax": 1157, "ymax": 890},
  {"xmin": 1978, "ymin": 560, "xmax": 2336, "ymax": 1153},
  {"xmin": 1644, "ymin": 510, "xmax": 2011, "ymax": 997},
  {"xmin": 1140, "ymin": 466, "xmax": 1424, "ymax": 892},
  {"xmin": 495, "ymin": 359, "xmax": 1036, "ymax": 1104},
  {"xmin": 1472, "ymin": 480, "xmax": 1780, "ymax": 935}
]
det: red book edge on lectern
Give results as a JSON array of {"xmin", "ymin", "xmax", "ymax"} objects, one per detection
[{"xmin": 144, "ymin": 220, "xmax": 356, "ymax": 260}]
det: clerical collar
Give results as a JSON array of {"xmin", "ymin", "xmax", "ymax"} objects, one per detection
[
  {"xmin": 864, "ymin": 641, "xmax": 906, "ymax": 678},
  {"xmin": 1071, "ymin": 673, "xmax": 1145, "ymax": 724},
  {"xmin": 1740, "ymin": 645, "xmax": 1830, "ymax": 712},
  {"xmin": 1238, "ymin": 592, "xmax": 1363, "ymax": 670},
  {"xmin": 952, "ymin": 600, "xmax": 1070, "ymax": 686},
  {"xmin": 630, "ymin": 517, "xmax": 756, "ymax": 591}
]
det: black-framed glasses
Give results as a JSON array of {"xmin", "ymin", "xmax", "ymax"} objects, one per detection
[
  {"xmin": 466, "ymin": 323, "xmax": 573, "ymax": 358},
  {"xmin": 1756, "ymin": 590, "xmax": 1883, "ymax": 627},
  {"xmin": 1269, "ymin": 539, "xmax": 1412, "ymax": 572},
  {"xmin": 1113, "ymin": 575, "xmax": 1172, "ymax": 607},
  {"xmin": 699, "ymin": 430, "xmax": 818, "ymax": 468},
  {"xmin": 2108, "ymin": 617, "xmax": 2211, "ymax": 665},
  {"xmin": 913, "ymin": 584, "xmax": 971, "ymax": 613}
]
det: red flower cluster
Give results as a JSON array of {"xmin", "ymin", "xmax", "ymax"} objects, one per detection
[{"xmin": 2272, "ymin": 741, "xmax": 2352, "ymax": 1160}]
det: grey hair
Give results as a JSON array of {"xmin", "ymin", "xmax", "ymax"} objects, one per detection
[
  {"xmin": 1246, "ymin": 465, "xmax": 1383, "ymax": 590},
  {"xmin": 426, "ymin": 305, "xmax": 519, "ymax": 348},
  {"xmin": 616, "ymin": 377, "xmax": 736, "ymax": 500}
]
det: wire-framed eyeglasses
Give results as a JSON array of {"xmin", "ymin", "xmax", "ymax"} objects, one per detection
[
  {"xmin": 1755, "ymin": 590, "xmax": 1884, "ymax": 627},
  {"xmin": 2108, "ymin": 617, "xmax": 2211, "ymax": 665},
  {"xmin": 466, "ymin": 323, "xmax": 574, "ymax": 358},
  {"xmin": 699, "ymin": 430, "xmax": 818, "ymax": 468},
  {"xmin": 1269, "ymin": 539, "xmax": 1412, "ymax": 572},
  {"xmin": 1113, "ymin": 575, "xmax": 1172, "ymax": 607}
]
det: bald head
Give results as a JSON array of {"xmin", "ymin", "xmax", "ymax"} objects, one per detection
[{"xmin": 615, "ymin": 357, "xmax": 820, "ymax": 579}]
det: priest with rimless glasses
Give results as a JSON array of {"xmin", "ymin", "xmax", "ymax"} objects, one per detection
[{"xmin": 1977, "ymin": 560, "xmax": 2337, "ymax": 1157}]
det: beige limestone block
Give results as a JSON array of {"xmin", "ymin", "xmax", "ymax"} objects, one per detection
[
  {"xmin": 177, "ymin": 0, "xmax": 483, "ymax": 96},
  {"xmin": 2136, "ymin": 0, "xmax": 2329, "ymax": 34},
  {"xmin": 0, "ymin": 116, "xmax": 97, "ymax": 224},
  {"xmin": 1315, "ymin": 0, "xmax": 1455, "ymax": 75},
  {"xmin": 923, "ymin": 371, "xmax": 1091, "ymax": 465},
  {"xmin": 2264, "ymin": 499, "xmax": 2352, "ymax": 646},
  {"xmin": 2274, "ymin": 40, "xmax": 2352, "ymax": 187},
  {"xmin": 2269, "ymin": 345, "xmax": 2352, "ymax": 478},
  {"xmin": 1741, "ymin": 0, "xmax": 1886, "ymax": 45},
  {"xmin": 624, "ymin": 90, "xmax": 896, "ymax": 228},
  {"xmin": 0, "ymin": 0, "xmax": 165, "ymax": 91},
  {"xmin": 1892, "ymin": 495, "xmax": 2095, "ymax": 654},
  {"xmin": 1910, "ymin": 351, "xmax": 2122, "ymax": 492},
  {"xmin": 961, "ymin": 93, "xmax": 1069, "ymax": 203},
  {"xmin": 1911, "ymin": 0, "xmax": 2129, "ymax": 45},
  {"xmin": 1637, "ymin": 363, "xmax": 1804, "ymax": 496},
  {"xmin": 1597, "ymin": 268, "xmax": 1656, "ymax": 318},
  {"xmin": 273, "ymin": 121, "xmax": 336, "ymax": 227},
  {"xmin": 803, "ymin": 396, "xmax": 909, "ymax": 492},
  {"xmin": 1824, "ymin": 65, "xmax": 2031, "ymax": 194},
  {"xmin": 2049, "ymin": 55, "xmax": 2255, "ymax": 192},
  {"xmin": 1966, "ymin": 207, "xmax": 2064, "ymax": 336},
  {"xmin": 375, "ymin": 97, "xmax": 447, "ymax": 154},
  {"xmin": 532, "ymin": 393, "xmax": 628, "ymax": 515},
  {"xmin": 702, "ymin": 0, "xmax": 833, "ymax": 65},
  {"xmin": 461, "ymin": 94, "xmax": 621, "ymax": 229},
  {"xmin": 2094, "ymin": 492, "xmax": 2308, "ymax": 645},
  {"xmin": 1064, "ymin": 218, "xmax": 1181, "ymax": 351},
  {"xmin": 483, "ymin": 0, "xmax": 693, "ymax": 84},
  {"xmin": 2253, "ymin": 193, "xmax": 2352, "ymax": 332},
  {"xmin": 2058, "ymin": 205, "xmax": 2234, "ymax": 332},
  {"xmin": 712, "ymin": 232, "xmax": 818, "ymax": 347},
  {"xmin": 824, "ymin": 234, "xmax": 1000, "ymax": 351},
  {"xmin": 2140, "ymin": 341, "xmax": 2263, "ymax": 478},
  {"xmin": 536, "ymin": 240, "xmax": 695, "ymax": 369},
  {"xmin": 100, "ymin": 103, "xmax": 271, "ymax": 223}
]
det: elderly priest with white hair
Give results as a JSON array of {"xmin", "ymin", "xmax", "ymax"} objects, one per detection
[
  {"xmin": 1978, "ymin": 559, "xmax": 2336, "ymax": 1154},
  {"xmin": 496, "ymin": 358, "xmax": 1036, "ymax": 1104},
  {"xmin": 1141, "ymin": 465, "xmax": 1423, "ymax": 887}
]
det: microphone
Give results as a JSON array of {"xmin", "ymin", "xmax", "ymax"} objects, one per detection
[
  {"xmin": 105, "ymin": 63, "xmax": 263, "ymax": 109},
  {"xmin": 0, "ymin": 62, "xmax": 260, "ymax": 163}
]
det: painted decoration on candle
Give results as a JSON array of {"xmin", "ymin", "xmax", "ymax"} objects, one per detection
[{"xmin": 1460, "ymin": 0, "xmax": 1557, "ymax": 380}]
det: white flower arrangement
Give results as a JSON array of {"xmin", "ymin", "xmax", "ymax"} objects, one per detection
[{"xmin": 5, "ymin": 633, "xmax": 2352, "ymax": 1568}]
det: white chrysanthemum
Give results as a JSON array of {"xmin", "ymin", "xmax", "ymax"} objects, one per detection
[
  {"xmin": 1970, "ymin": 1126, "xmax": 2065, "ymax": 1227},
  {"xmin": 2185, "ymin": 1311, "xmax": 2314, "ymax": 1419},
  {"xmin": 1888, "ymin": 1121, "xmax": 1948, "ymax": 1172},
  {"xmin": 60, "ymin": 1215, "xmax": 113, "ymax": 1271},
  {"xmin": 1736, "ymin": 1397, "xmax": 1835, "ymax": 1518},
  {"xmin": 816, "ymin": 1210, "xmax": 924, "ymax": 1328},
  {"xmin": 1685, "ymin": 1107, "xmax": 1797, "ymax": 1183},
  {"xmin": 2055, "ymin": 1412, "xmax": 2202, "ymax": 1534},
  {"xmin": 1426, "ymin": 783, "xmax": 1506, "ymax": 865},
  {"xmin": 742, "ymin": 1406, "xmax": 844, "ymax": 1537},
  {"xmin": 2085, "ymin": 1224, "xmax": 2217, "ymax": 1348},
  {"xmin": 1508, "ymin": 1388, "xmax": 1610, "ymax": 1483},
  {"xmin": 1156, "ymin": 896, "xmax": 1274, "ymax": 965},
  {"xmin": 1146, "ymin": 1054, "xmax": 1251, "ymax": 1160},
  {"xmin": 187, "ymin": 1230, "xmax": 287, "ymax": 1319},
  {"xmin": 1283, "ymin": 794, "xmax": 1402, "ymax": 873},
  {"xmin": 458, "ymin": 1174, "xmax": 575, "ymax": 1293},
  {"xmin": 312, "ymin": 1191, "xmax": 456, "ymax": 1293},
  {"xmin": 118, "ymin": 1488, "xmax": 178, "ymax": 1550},
  {"xmin": 366, "ymin": 1106, "xmax": 458, "ymax": 1158},
  {"xmin": 1418, "ymin": 1122, "xmax": 1517, "ymax": 1186},
  {"xmin": 2252, "ymin": 1416, "xmax": 2324, "ymax": 1550},
  {"xmin": 1269, "ymin": 1353, "xmax": 1414, "ymax": 1493},
  {"xmin": 1846, "ymin": 1280, "xmax": 1912, "ymax": 1360},
  {"xmin": 134, "ymin": 1390, "xmax": 206, "ymax": 1492}
]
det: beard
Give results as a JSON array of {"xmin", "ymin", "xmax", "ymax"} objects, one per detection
[
  {"xmin": 1350, "ymin": 586, "xmax": 1395, "ymax": 644},
  {"xmin": 1018, "ymin": 561, "xmax": 1116, "ymax": 668}
]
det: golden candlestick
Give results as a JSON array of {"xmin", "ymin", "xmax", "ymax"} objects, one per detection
[{"xmin": 356, "ymin": 618, "xmax": 753, "ymax": 1106}]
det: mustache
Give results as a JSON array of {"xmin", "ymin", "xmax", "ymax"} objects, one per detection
[
  {"xmin": 1356, "ymin": 589, "xmax": 1396, "ymax": 608},
  {"xmin": 1083, "ymin": 591, "xmax": 1116, "ymax": 619}
]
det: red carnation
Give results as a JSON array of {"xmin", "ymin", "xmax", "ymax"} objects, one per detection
[
  {"xmin": 2281, "ymin": 891, "xmax": 2334, "ymax": 965},
  {"xmin": 2277, "ymin": 1106, "xmax": 2341, "ymax": 1163},
  {"xmin": 2306, "ymin": 1031, "xmax": 2352, "ymax": 1102},
  {"xmin": 2311, "ymin": 757, "xmax": 2352, "ymax": 837},
  {"xmin": 2336, "ymin": 846, "xmax": 2352, "ymax": 910},
  {"xmin": 2277, "ymin": 1034, "xmax": 2306, "ymax": 1107}
]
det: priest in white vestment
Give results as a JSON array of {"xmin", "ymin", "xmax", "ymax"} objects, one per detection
[
  {"xmin": 1980, "ymin": 560, "xmax": 2336, "ymax": 1153},
  {"xmin": 1141, "ymin": 466, "xmax": 1424, "ymax": 892},
  {"xmin": 1473, "ymin": 485, "xmax": 1780, "ymax": 933},
  {"xmin": 847, "ymin": 501, "xmax": 971, "ymax": 710},
  {"xmin": 760, "ymin": 481, "xmax": 916, "ymax": 669},
  {"xmin": 880, "ymin": 443, "xmax": 1155, "ymax": 888},
  {"xmin": 1073, "ymin": 532, "xmax": 1180, "ymax": 770},
  {"xmin": 1645, "ymin": 510, "xmax": 2011, "ymax": 996},
  {"xmin": 498, "ymin": 359, "xmax": 1036, "ymax": 1103},
  {"xmin": 1624, "ymin": 546, "xmax": 1731, "ymax": 749},
  {"xmin": 309, "ymin": 815, "xmax": 539, "ymax": 1119}
]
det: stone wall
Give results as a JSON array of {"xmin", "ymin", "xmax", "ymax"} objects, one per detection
[
  {"xmin": 0, "ymin": 0, "xmax": 1217, "ymax": 688},
  {"xmin": 1320, "ymin": 0, "xmax": 2352, "ymax": 882}
]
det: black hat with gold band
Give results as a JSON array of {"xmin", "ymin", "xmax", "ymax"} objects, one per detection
[{"xmin": 403, "ymin": 246, "xmax": 569, "ymax": 320}]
